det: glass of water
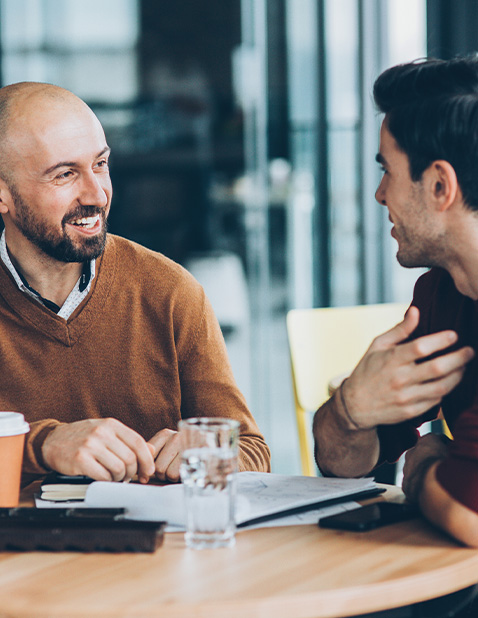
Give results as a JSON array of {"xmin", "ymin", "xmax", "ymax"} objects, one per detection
[{"xmin": 178, "ymin": 417, "xmax": 240, "ymax": 549}]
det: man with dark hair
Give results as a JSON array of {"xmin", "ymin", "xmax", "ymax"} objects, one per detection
[
  {"xmin": 0, "ymin": 81, "xmax": 270, "ymax": 484},
  {"xmin": 313, "ymin": 56, "xmax": 478, "ymax": 546}
]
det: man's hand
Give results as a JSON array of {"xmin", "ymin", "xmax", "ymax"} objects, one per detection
[
  {"xmin": 343, "ymin": 306, "xmax": 474, "ymax": 429},
  {"xmin": 314, "ymin": 306, "xmax": 473, "ymax": 479},
  {"xmin": 42, "ymin": 418, "xmax": 156, "ymax": 483},
  {"xmin": 147, "ymin": 428, "xmax": 182, "ymax": 482},
  {"xmin": 402, "ymin": 433, "xmax": 450, "ymax": 503}
]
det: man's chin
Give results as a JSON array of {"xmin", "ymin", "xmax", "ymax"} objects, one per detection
[
  {"xmin": 41, "ymin": 231, "xmax": 107, "ymax": 263},
  {"xmin": 396, "ymin": 251, "xmax": 429, "ymax": 270},
  {"xmin": 69, "ymin": 237, "xmax": 106, "ymax": 262}
]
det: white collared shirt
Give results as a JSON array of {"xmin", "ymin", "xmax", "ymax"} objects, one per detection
[{"xmin": 0, "ymin": 231, "xmax": 95, "ymax": 320}]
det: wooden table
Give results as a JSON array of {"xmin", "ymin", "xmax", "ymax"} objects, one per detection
[{"xmin": 1, "ymin": 486, "xmax": 478, "ymax": 617}]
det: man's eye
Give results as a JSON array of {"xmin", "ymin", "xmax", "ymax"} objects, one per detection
[
  {"xmin": 96, "ymin": 159, "xmax": 109, "ymax": 169},
  {"xmin": 57, "ymin": 170, "xmax": 73, "ymax": 180}
]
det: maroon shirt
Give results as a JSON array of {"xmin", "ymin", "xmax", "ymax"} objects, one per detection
[{"xmin": 378, "ymin": 268, "xmax": 478, "ymax": 511}]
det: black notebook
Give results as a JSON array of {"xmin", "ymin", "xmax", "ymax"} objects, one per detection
[{"xmin": 40, "ymin": 472, "xmax": 95, "ymax": 502}]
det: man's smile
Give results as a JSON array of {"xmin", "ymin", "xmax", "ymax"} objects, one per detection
[
  {"xmin": 65, "ymin": 213, "xmax": 104, "ymax": 236},
  {"xmin": 69, "ymin": 214, "xmax": 100, "ymax": 229}
]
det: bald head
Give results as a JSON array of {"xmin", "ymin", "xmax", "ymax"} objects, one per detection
[
  {"xmin": 0, "ymin": 82, "xmax": 100, "ymax": 186},
  {"xmin": 0, "ymin": 81, "xmax": 86, "ymax": 125}
]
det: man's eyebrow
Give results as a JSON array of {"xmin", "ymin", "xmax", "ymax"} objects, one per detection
[
  {"xmin": 42, "ymin": 146, "xmax": 111, "ymax": 176},
  {"xmin": 375, "ymin": 152, "xmax": 387, "ymax": 167}
]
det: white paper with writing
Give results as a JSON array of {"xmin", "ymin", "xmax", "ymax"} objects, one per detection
[{"xmin": 36, "ymin": 472, "xmax": 377, "ymax": 530}]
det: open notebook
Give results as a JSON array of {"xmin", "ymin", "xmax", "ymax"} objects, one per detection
[{"xmin": 38, "ymin": 472, "xmax": 381, "ymax": 528}]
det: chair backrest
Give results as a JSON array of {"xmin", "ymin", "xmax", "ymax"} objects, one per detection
[{"xmin": 287, "ymin": 303, "xmax": 409, "ymax": 476}]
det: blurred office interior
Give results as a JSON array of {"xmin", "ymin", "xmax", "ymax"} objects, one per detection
[{"xmin": 0, "ymin": 0, "xmax": 476, "ymax": 475}]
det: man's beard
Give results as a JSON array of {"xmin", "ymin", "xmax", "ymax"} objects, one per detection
[
  {"xmin": 10, "ymin": 184, "xmax": 108, "ymax": 262},
  {"xmin": 394, "ymin": 225, "xmax": 447, "ymax": 270}
]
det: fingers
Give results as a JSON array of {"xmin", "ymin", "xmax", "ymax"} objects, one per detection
[
  {"xmin": 148, "ymin": 429, "xmax": 182, "ymax": 483},
  {"xmin": 370, "ymin": 306, "xmax": 467, "ymax": 367},
  {"xmin": 115, "ymin": 428, "xmax": 156, "ymax": 483},
  {"xmin": 367, "ymin": 361, "xmax": 468, "ymax": 425},
  {"xmin": 67, "ymin": 448, "xmax": 123, "ymax": 482},
  {"xmin": 346, "ymin": 330, "xmax": 474, "ymax": 429},
  {"xmin": 375, "ymin": 323, "xmax": 462, "ymax": 371},
  {"xmin": 400, "ymin": 330, "xmax": 463, "ymax": 365},
  {"xmin": 90, "ymin": 420, "xmax": 155, "ymax": 482},
  {"xmin": 42, "ymin": 419, "xmax": 155, "ymax": 483},
  {"xmin": 385, "ymin": 344, "xmax": 474, "ymax": 402},
  {"xmin": 404, "ymin": 344, "xmax": 474, "ymax": 385},
  {"xmin": 41, "ymin": 419, "xmax": 183, "ymax": 485},
  {"xmin": 82, "ymin": 434, "xmax": 139, "ymax": 482}
]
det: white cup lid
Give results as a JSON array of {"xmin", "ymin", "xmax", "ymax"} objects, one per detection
[{"xmin": 0, "ymin": 412, "xmax": 30, "ymax": 437}]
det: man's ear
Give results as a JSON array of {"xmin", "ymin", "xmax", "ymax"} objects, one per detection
[{"xmin": 425, "ymin": 160, "xmax": 459, "ymax": 212}]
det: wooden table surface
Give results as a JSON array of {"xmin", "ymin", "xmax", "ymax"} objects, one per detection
[{"xmin": 1, "ymin": 485, "xmax": 478, "ymax": 618}]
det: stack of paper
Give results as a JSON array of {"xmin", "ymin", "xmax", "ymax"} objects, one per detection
[
  {"xmin": 36, "ymin": 472, "xmax": 380, "ymax": 530},
  {"xmin": 79, "ymin": 472, "xmax": 379, "ymax": 527}
]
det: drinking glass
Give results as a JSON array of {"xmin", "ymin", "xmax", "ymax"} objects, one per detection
[{"xmin": 178, "ymin": 417, "xmax": 239, "ymax": 549}]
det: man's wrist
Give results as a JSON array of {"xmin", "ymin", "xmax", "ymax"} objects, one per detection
[
  {"xmin": 40, "ymin": 423, "xmax": 64, "ymax": 471},
  {"xmin": 337, "ymin": 379, "xmax": 368, "ymax": 432}
]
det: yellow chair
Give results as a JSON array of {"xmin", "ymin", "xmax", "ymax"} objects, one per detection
[{"xmin": 287, "ymin": 303, "xmax": 409, "ymax": 476}]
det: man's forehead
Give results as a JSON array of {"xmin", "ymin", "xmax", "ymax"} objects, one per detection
[
  {"xmin": 379, "ymin": 120, "xmax": 390, "ymax": 143},
  {"xmin": 11, "ymin": 91, "xmax": 102, "ymax": 135},
  {"xmin": 5, "ymin": 104, "xmax": 107, "ymax": 174},
  {"xmin": 12, "ymin": 91, "xmax": 87, "ymax": 128},
  {"xmin": 377, "ymin": 121, "xmax": 400, "ymax": 155}
]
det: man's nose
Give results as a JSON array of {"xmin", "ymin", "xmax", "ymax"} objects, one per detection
[
  {"xmin": 79, "ymin": 172, "xmax": 109, "ymax": 207},
  {"xmin": 375, "ymin": 181, "xmax": 386, "ymax": 206}
]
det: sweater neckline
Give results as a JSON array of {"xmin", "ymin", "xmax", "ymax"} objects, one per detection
[{"xmin": 0, "ymin": 236, "xmax": 117, "ymax": 347}]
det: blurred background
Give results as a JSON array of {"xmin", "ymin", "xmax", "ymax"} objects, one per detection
[{"xmin": 1, "ymin": 0, "xmax": 477, "ymax": 474}]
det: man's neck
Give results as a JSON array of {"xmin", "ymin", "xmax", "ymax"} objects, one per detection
[
  {"xmin": 447, "ymin": 260, "xmax": 478, "ymax": 301},
  {"xmin": 441, "ymin": 211, "xmax": 478, "ymax": 301},
  {"xmin": 5, "ymin": 233, "xmax": 83, "ymax": 308}
]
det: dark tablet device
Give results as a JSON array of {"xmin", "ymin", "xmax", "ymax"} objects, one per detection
[
  {"xmin": 318, "ymin": 502, "xmax": 418, "ymax": 531},
  {"xmin": 0, "ymin": 508, "xmax": 165, "ymax": 552}
]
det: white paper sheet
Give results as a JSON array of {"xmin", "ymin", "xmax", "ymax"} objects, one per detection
[{"xmin": 35, "ymin": 472, "xmax": 377, "ymax": 532}]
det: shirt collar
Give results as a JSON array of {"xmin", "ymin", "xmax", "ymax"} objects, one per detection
[{"xmin": 0, "ymin": 230, "xmax": 95, "ymax": 312}]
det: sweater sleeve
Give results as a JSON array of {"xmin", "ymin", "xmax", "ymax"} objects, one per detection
[
  {"xmin": 377, "ymin": 422, "xmax": 420, "ymax": 463},
  {"xmin": 21, "ymin": 419, "xmax": 64, "ymax": 480},
  {"xmin": 176, "ymin": 285, "xmax": 271, "ymax": 473}
]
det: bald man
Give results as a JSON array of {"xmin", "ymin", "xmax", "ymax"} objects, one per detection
[{"xmin": 0, "ymin": 82, "xmax": 270, "ymax": 484}]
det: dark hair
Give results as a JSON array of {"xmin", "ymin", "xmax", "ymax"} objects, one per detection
[{"xmin": 373, "ymin": 55, "xmax": 478, "ymax": 210}]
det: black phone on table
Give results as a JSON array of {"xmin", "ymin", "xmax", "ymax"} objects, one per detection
[{"xmin": 318, "ymin": 502, "xmax": 418, "ymax": 531}]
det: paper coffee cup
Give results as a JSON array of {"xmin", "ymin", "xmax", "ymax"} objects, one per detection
[{"xmin": 0, "ymin": 412, "xmax": 30, "ymax": 507}]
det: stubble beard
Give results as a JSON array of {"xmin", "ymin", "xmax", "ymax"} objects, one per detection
[
  {"xmin": 9, "ymin": 184, "xmax": 108, "ymax": 263},
  {"xmin": 395, "ymin": 225, "xmax": 447, "ymax": 270},
  {"xmin": 393, "ymin": 182, "xmax": 447, "ymax": 270}
]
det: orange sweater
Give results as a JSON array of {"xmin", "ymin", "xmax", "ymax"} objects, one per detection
[{"xmin": 0, "ymin": 235, "xmax": 270, "ymax": 478}]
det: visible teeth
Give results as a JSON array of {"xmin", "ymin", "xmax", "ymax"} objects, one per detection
[{"xmin": 71, "ymin": 215, "xmax": 100, "ymax": 228}]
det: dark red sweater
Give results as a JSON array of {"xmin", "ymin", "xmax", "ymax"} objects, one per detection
[{"xmin": 378, "ymin": 268, "xmax": 478, "ymax": 511}]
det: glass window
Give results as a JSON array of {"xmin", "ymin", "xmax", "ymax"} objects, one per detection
[{"xmin": 0, "ymin": 0, "xmax": 426, "ymax": 475}]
